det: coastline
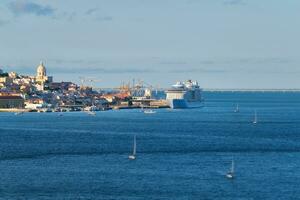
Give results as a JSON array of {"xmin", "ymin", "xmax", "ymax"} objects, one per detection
[
  {"xmin": 0, "ymin": 105, "xmax": 169, "ymax": 113},
  {"xmin": 0, "ymin": 108, "xmax": 29, "ymax": 113}
]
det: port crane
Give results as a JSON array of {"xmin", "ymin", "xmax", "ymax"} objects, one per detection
[
  {"xmin": 86, "ymin": 78, "xmax": 162, "ymax": 95},
  {"xmin": 79, "ymin": 77, "xmax": 101, "ymax": 88},
  {"xmin": 129, "ymin": 79, "xmax": 161, "ymax": 97}
]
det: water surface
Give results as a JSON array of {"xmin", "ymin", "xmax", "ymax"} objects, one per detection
[{"xmin": 1, "ymin": 92, "xmax": 300, "ymax": 199}]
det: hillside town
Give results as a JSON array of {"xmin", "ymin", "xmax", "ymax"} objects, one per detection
[{"xmin": 0, "ymin": 62, "xmax": 169, "ymax": 112}]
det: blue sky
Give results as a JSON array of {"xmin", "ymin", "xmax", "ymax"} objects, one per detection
[{"xmin": 0, "ymin": 0, "xmax": 300, "ymax": 89}]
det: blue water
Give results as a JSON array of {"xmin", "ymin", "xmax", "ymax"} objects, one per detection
[{"xmin": 1, "ymin": 92, "xmax": 300, "ymax": 199}]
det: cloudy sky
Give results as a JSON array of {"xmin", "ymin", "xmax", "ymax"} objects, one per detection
[{"xmin": 0, "ymin": 0, "xmax": 299, "ymax": 89}]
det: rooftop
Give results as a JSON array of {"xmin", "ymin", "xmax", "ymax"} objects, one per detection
[{"xmin": 0, "ymin": 96, "xmax": 23, "ymax": 100}]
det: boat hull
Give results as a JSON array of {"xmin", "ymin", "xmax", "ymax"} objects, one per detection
[
  {"xmin": 226, "ymin": 173, "xmax": 234, "ymax": 179},
  {"xmin": 168, "ymin": 99, "xmax": 203, "ymax": 109}
]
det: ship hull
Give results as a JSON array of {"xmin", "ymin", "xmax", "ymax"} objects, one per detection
[{"xmin": 168, "ymin": 99, "xmax": 203, "ymax": 109}]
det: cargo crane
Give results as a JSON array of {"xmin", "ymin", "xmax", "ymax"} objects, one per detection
[
  {"xmin": 129, "ymin": 79, "xmax": 161, "ymax": 98},
  {"xmin": 79, "ymin": 77, "xmax": 101, "ymax": 88},
  {"xmin": 84, "ymin": 78, "xmax": 161, "ymax": 96}
]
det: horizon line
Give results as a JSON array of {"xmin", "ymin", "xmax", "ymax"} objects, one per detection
[{"xmin": 203, "ymin": 88, "xmax": 300, "ymax": 92}]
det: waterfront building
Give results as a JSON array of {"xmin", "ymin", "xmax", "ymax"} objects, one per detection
[
  {"xmin": 0, "ymin": 94, "xmax": 24, "ymax": 108},
  {"xmin": 24, "ymin": 102, "xmax": 44, "ymax": 110}
]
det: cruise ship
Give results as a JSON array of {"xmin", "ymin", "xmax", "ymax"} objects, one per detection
[{"xmin": 165, "ymin": 80, "xmax": 203, "ymax": 109}]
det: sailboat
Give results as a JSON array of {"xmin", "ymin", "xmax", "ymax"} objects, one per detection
[
  {"xmin": 129, "ymin": 135, "xmax": 136, "ymax": 160},
  {"xmin": 253, "ymin": 110, "xmax": 257, "ymax": 124},
  {"xmin": 226, "ymin": 159, "xmax": 234, "ymax": 179},
  {"xmin": 234, "ymin": 104, "xmax": 239, "ymax": 113}
]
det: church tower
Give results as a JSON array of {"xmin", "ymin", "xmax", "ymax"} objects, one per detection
[
  {"xmin": 35, "ymin": 61, "xmax": 53, "ymax": 90},
  {"xmin": 36, "ymin": 61, "xmax": 46, "ymax": 79}
]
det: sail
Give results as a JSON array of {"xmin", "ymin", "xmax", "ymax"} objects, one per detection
[
  {"xmin": 234, "ymin": 103, "xmax": 239, "ymax": 112},
  {"xmin": 231, "ymin": 160, "xmax": 234, "ymax": 173}
]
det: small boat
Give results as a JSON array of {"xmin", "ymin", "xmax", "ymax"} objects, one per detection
[
  {"xmin": 234, "ymin": 104, "xmax": 239, "ymax": 113},
  {"xmin": 143, "ymin": 109, "xmax": 156, "ymax": 114},
  {"xmin": 129, "ymin": 135, "xmax": 137, "ymax": 160},
  {"xmin": 253, "ymin": 110, "xmax": 257, "ymax": 124},
  {"xmin": 226, "ymin": 159, "xmax": 234, "ymax": 179},
  {"xmin": 14, "ymin": 111, "xmax": 24, "ymax": 115},
  {"xmin": 87, "ymin": 111, "xmax": 96, "ymax": 116}
]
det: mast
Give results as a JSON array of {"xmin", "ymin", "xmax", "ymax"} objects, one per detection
[{"xmin": 133, "ymin": 135, "xmax": 136, "ymax": 155}]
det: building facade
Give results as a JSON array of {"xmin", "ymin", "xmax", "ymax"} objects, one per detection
[{"xmin": 0, "ymin": 95, "xmax": 24, "ymax": 108}]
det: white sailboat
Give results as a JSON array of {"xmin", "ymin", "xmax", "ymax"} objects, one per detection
[
  {"xmin": 234, "ymin": 104, "xmax": 239, "ymax": 113},
  {"xmin": 226, "ymin": 159, "xmax": 234, "ymax": 179},
  {"xmin": 129, "ymin": 135, "xmax": 136, "ymax": 160},
  {"xmin": 253, "ymin": 110, "xmax": 257, "ymax": 124}
]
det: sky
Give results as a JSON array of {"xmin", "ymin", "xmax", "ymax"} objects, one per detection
[{"xmin": 0, "ymin": 0, "xmax": 300, "ymax": 89}]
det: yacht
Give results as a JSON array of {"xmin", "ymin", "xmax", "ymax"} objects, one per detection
[
  {"xmin": 129, "ymin": 135, "xmax": 137, "ymax": 160},
  {"xmin": 165, "ymin": 80, "xmax": 203, "ymax": 109}
]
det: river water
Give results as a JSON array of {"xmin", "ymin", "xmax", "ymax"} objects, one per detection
[{"xmin": 0, "ymin": 92, "xmax": 300, "ymax": 199}]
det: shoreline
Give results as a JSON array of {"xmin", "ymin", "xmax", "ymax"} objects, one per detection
[
  {"xmin": 0, "ymin": 105, "xmax": 169, "ymax": 113},
  {"xmin": 0, "ymin": 108, "xmax": 29, "ymax": 113}
]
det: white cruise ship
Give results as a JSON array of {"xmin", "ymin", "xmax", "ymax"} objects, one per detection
[{"xmin": 165, "ymin": 80, "xmax": 203, "ymax": 109}]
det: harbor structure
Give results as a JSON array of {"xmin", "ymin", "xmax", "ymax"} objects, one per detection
[{"xmin": 0, "ymin": 62, "xmax": 173, "ymax": 111}]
